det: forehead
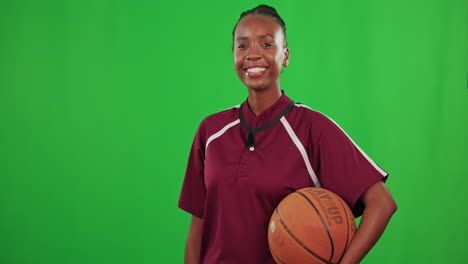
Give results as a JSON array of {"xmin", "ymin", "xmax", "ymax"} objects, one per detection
[{"xmin": 234, "ymin": 14, "xmax": 283, "ymax": 39}]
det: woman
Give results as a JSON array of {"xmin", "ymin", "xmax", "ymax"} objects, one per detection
[{"xmin": 179, "ymin": 5, "xmax": 397, "ymax": 264}]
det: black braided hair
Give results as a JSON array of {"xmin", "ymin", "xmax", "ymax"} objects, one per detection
[{"xmin": 232, "ymin": 4, "xmax": 287, "ymax": 49}]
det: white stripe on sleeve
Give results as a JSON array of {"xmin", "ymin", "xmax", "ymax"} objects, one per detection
[
  {"xmin": 280, "ymin": 116, "xmax": 321, "ymax": 188},
  {"xmin": 295, "ymin": 103, "xmax": 388, "ymax": 177},
  {"xmin": 205, "ymin": 119, "xmax": 240, "ymax": 150}
]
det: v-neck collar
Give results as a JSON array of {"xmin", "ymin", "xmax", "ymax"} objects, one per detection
[{"xmin": 239, "ymin": 90, "xmax": 293, "ymax": 129}]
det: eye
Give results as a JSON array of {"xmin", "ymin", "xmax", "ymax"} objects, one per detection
[
  {"xmin": 237, "ymin": 44, "xmax": 248, "ymax": 49},
  {"xmin": 262, "ymin": 42, "xmax": 273, "ymax": 47}
]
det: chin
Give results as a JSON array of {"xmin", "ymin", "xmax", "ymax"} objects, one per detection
[
  {"xmin": 244, "ymin": 81, "xmax": 270, "ymax": 91},
  {"xmin": 248, "ymin": 86, "xmax": 269, "ymax": 92}
]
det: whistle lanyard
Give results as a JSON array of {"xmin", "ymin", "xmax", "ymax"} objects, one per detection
[{"xmin": 238, "ymin": 101, "xmax": 295, "ymax": 148}]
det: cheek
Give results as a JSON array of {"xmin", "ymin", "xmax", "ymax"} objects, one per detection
[
  {"xmin": 274, "ymin": 52, "xmax": 285, "ymax": 67},
  {"xmin": 233, "ymin": 56, "xmax": 242, "ymax": 72},
  {"xmin": 233, "ymin": 58, "xmax": 245, "ymax": 77},
  {"xmin": 265, "ymin": 53, "xmax": 282, "ymax": 74},
  {"xmin": 233, "ymin": 51, "xmax": 242, "ymax": 62},
  {"xmin": 234, "ymin": 57, "xmax": 242, "ymax": 70}
]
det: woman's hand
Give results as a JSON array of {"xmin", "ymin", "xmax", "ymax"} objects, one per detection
[{"xmin": 339, "ymin": 181, "xmax": 397, "ymax": 264}]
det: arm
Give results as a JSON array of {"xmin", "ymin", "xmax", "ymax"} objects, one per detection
[
  {"xmin": 184, "ymin": 215, "xmax": 204, "ymax": 264},
  {"xmin": 340, "ymin": 181, "xmax": 397, "ymax": 264}
]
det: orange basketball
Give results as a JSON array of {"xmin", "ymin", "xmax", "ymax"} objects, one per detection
[{"xmin": 268, "ymin": 187, "xmax": 356, "ymax": 264}]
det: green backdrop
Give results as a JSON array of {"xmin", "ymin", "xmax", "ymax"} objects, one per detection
[{"xmin": 1, "ymin": 0, "xmax": 467, "ymax": 263}]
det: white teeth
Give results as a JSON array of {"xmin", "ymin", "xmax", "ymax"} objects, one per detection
[{"xmin": 246, "ymin": 67, "xmax": 266, "ymax": 73}]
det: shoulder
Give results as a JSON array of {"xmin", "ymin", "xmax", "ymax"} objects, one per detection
[
  {"xmin": 197, "ymin": 104, "xmax": 241, "ymax": 139},
  {"xmin": 203, "ymin": 104, "xmax": 240, "ymax": 123},
  {"xmin": 294, "ymin": 103, "xmax": 356, "ymax": 147},
  {"xmin": 290, "ymin": 102, "xmax": 349, "ymax": 142},
  {"xmin": 292, "ymin": 103, "xmax": 337, "ymax": 127}
]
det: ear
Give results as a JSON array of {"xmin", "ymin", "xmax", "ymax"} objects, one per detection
[{"xmin": 283, "ymin": 47, "xmax": 290, "ymax": 67}]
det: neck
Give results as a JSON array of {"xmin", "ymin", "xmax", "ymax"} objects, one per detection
[{"xmin": 247, "ymin": 86, "xmax": 282, "ymax": 116}]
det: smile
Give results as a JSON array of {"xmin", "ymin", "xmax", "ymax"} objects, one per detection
[{"xmin": 245, "ymin": 67, "xmax": 267, "ymax": 77}]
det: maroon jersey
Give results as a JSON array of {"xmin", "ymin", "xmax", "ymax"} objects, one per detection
[{"xmin": 178, "ymin": 91, "xmax": 388, "ymax": 264}]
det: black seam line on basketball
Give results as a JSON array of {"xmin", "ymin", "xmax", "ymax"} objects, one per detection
[
  {"xmin": 306, "ymin": 191, "xmax": 336, "ymax": 264},
  {"xmin": 238, "ymin": 101, "xmax": 295, "ymax": 148},
  {"xmin": 274, "ymin": 208, "xmax": 329, "ymax": 264},
  {"xmin": 335, "ymin": 195, "xmax": 350, "ymax": 264},
  {"xmin": 295, "ymin": 191, "xmax": 335, "ymax": 264},
  {"xmin": 269, "ymin": 244, "xmax": 286, "ymax": 264}
]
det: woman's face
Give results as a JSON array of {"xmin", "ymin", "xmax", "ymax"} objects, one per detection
[{"xmin": 233, "ymin": 14, "xmax": 289, "ymax": 91}]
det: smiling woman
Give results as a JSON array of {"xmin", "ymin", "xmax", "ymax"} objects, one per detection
[
  {"xmin": 234, "ymin": 14, "xmax": 289, "ymax": 97},
  {"xmin": 178, "ymin": 4, "xmax": 397, "ymax": 264},
  {"xmin": 232, "ymin": 8, "xmax": 289, "ymax": 96}
]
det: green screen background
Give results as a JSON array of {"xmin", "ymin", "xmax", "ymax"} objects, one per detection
[{"xmin": 1, "ymin": 0, "xmax": 467, "ymax": 263}]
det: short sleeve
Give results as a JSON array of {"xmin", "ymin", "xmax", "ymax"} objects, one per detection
[
  {"xmin": 178, "ymin": 120, "xmax": 207, "ymax": 219},
  {"xmin": 316, "ymin": 115, "xmax": 389, "ymax": 217}
]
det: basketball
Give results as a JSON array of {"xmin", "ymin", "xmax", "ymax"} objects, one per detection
[{"xmin": 268, "ymin": 187, "xmax": 357, "ymax": 264}]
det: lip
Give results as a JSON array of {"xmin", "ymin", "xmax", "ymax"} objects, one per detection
[{"xmin": 244, "ymin": 66, "xmax": 268, "ymax": 78}]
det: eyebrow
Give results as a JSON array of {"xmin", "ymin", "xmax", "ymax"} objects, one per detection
[{"xmin": 235, "ymin": 34, "xmax": 275, "ymax": 41}]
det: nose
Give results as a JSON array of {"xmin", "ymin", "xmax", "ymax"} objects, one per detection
[
  {"xmin": 246, "ymin": 53, "xmax": 261, "ymax": 61},
  {"xmin": 246, "ymin": 46, "xmax": 262, "ymax": 61}
]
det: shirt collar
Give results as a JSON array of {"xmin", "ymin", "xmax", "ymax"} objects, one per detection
[{"xmin": 240, "ymin": 90, "xmax": 293, "ymax": 128}]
